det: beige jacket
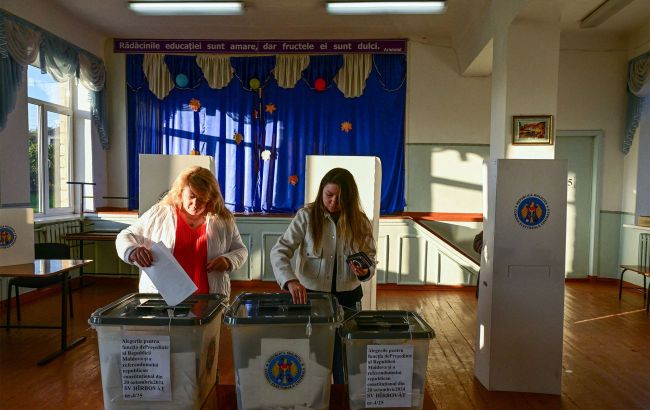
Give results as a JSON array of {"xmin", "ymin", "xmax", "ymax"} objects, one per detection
[
  {"xmin": 270, "ymin": 207, "xmax": 375, "ymax": 292},
  {"xmin": 115, "ymin": 203, "xmax": 248, "ymax": 299}
]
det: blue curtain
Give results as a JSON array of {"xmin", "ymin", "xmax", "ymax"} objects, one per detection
[{"xmin": 127, "ymin": 53, "xmax": 406, "ymax": 214}]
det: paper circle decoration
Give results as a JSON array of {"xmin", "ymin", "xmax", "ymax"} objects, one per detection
[
  {"xmin": 175, "ymin": 73, "xmax": 189, "ymax": 87},
  {"xmin": 314, "ymin": 78, "xmax": 326, "ymax": 91},
  {"xmin": 249, "ymin": 78, "xmax": 260, "ymax": 90}
]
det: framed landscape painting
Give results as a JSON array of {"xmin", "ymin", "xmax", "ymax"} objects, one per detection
[{"xmin": 512, "ymin": 115, "xmax": 553, "ymax": 145}]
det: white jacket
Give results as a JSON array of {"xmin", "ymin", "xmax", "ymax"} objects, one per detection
[
  {"xmin": 270, "ymin": 207, "xmax": 375, "ymax": 292},
  {"xmin": 115, "ymin": 203, "xmax": 248, "ymax": 299}
]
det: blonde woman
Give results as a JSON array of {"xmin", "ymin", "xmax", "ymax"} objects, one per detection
[
  {"xmin": 271, "ymin": 167, "xmax": 376, "ymax": 383},
  {"xmin": 116, "ymin": 166, "xmax": 247, "ymax": 299}
]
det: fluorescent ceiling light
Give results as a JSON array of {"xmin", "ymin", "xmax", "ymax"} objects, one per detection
[
  {"xmin": 128, "ymin": 1, "xmax": 244, "ymax": 15},
  {"xmin": 579, "ymin": 0, "xmax": 633, "ymax": 28},
  {"xmin": 326, "ymin": 1, "xmax": 446, "ymax": 15}
]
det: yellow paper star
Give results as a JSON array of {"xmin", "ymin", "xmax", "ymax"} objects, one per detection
[
  {"xmin": 234, "ymin": 132, "xmax": 244, "ymax": 145},
  {"xmin": 341, "ymin": 121, "xmax": 353, "ymax": 133},
  {"xmin": 189, "ymin": 98, "xmax": 201, "ymax": 112},
  {"xmin": 265, "ymin": 103, "xmax": 277, "ymax": 114}
]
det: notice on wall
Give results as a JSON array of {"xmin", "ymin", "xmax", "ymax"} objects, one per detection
[
  {"xmin": 121, "ymin": 335, "xmax": 171, "ymax": 401},
  {"xmin": 365, "ymin": 345, "xmax": 414, "ymax": 408}
]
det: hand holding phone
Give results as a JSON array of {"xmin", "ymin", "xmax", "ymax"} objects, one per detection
[{"xmin": 346, "ymin": 252, "xmax": 373, "ymax": 270}]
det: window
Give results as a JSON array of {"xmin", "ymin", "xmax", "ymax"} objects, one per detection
[{"xmin": 27, "ymin": 65, "xmax": 92, "ymax": 216}]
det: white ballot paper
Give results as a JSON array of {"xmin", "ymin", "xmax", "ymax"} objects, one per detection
[{"xmin": 142, "ymin": 241, "xmax": 197, "ymax": 306}]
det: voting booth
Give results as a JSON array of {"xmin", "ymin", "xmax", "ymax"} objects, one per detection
[
  {"xmin": 340, "ymin": 311, "xmax": 434, "ymax": 410},
  {"xmin": 0, "ymin": 208, "xmax": 35, "ymax": 267},
  {"xmin": 304, "ymin": 155, "xmax": 382, "ymax": 310},
  {"xmin": 475, "ymin": 159, "xmax": 567, "ymax": 394},
  {"xmin": 138, "ymin": 154, "xmax": 215, "ymax": 215},
  {"xmin": 89, "ymin": 293, "xmax": 226, "ymax": 410},
  {"xmin": 225, "ymin": 292, "xmax": 343, "ymax": 410}
]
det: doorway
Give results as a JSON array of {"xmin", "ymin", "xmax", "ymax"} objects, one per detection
[{"xmin": 555, "ymin": 131, "xmax": 601, "ymax": 278}]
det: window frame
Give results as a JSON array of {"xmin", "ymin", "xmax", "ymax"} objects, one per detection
[{"xmin": 27, "ymin": 68, "xmax": 75, "ymax": 217}]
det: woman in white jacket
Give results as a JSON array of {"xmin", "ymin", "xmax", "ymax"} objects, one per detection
[
  {"xmin": 116, "ymin": 166, "xmax": 247, "ymax": 300},
  {"xmin": 270, "ymin": 167, "xmax": 376, "ymax": 383}
]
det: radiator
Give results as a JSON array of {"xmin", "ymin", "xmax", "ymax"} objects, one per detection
[{"xmin": 34, "ymin": 220, "xmax": 82, "ymax": 258}]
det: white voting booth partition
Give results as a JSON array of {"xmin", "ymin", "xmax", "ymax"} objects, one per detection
[
  {"xmin": 0, "ymin": 208, "xmax": 35, "ymax": 267},
  {"xmin": 139, "ymin": 154, "xmax": 215, "ymax": 215},
  {"xmin": 475, "ymin": 159, "xmax": 567, "ymax": 394},
  {"xmin": 305, "ymin": 155, "xmax": 382, "ymax": 310}
]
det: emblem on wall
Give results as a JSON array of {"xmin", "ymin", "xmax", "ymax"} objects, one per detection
[
  {"xmin": 264, "ymin": 351, "xmax": 305, "ymax": 389},
  {"xmin": 514, "ymin": 194, "xmax": 549, "ymax": 229},
  {"xmin": 0, "ymin": 226, "xmax": 17, "ymax": 248}
]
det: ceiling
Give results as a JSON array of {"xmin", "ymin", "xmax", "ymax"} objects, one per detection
[{"xmin": 48, "ymin": 0, "xmax": 650, "ymax": 42}]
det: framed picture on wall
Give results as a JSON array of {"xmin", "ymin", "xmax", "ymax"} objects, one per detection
[{"xmin": 512, "ymin": 115, "xmax": 554, "ymax": 145}]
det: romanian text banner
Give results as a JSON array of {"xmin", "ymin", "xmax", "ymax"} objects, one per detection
[{"xmin": 113, "ymin": 39, "xmax": 406, "ymax": 54}]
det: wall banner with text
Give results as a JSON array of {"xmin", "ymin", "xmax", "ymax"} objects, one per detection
[{"xmin": 113, "ymin": 39, "xmax": 406, "ymax": 54}]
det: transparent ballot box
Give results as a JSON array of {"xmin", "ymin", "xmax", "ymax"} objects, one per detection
[
  {"xmin": 89, "ymin": 293, "xmax": 226, "ymax": 410},
  {"xmin": 224, "ymin": 292, "xmax": 343, "ymax": 410},
  {"xmin": 340, "ymin": 311, "xmax": 435, "ymax": 410}
]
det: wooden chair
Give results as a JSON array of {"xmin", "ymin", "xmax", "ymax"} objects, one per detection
[
  {"xmin": 618, "ymin": 233, "xmax": 650, "ymax": 311},
  {"xmin": 6, "ymin": 243, "xmax": 75, "ymax": 325}
]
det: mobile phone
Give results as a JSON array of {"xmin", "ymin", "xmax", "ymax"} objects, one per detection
[{"xmin": 346, "ymin": 252, "xmax": 373, "ymax": 270}]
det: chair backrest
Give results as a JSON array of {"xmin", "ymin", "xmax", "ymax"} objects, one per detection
[
  {"xmin": 639, "ymin": 234, "xmax": 650, "ymax": 269},
  {"xmin": 34, "ymin": 242, "xmax": 71, "ymax": 259}
]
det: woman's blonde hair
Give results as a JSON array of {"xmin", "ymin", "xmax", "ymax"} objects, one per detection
[
  {"xmin": 307, "ymin": 168, "xmax": 372, "ymax": 252},
  {"xmin": 162, "ymin": 166, "xmax": 232, "ymax": 221}
]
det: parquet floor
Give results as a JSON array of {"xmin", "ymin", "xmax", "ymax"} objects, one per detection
[{"xmin": 0, "ymin": 277, "xmax": 648, "ymax": 409}]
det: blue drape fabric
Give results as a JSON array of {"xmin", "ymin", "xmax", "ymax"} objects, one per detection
[
  {"xmin": 623, "ymin": 51, "xmax": 650, "ymax": 154},
  {"xmin": 127, "ymin": 53, "xmax": 406, "ymax": 214}
]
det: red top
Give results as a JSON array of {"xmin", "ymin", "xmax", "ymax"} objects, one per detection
[{"xmin": 173, "ymin": 208, "xmax": 208, "ymax": 293}]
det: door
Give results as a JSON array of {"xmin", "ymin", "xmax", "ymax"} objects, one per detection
[{"xmin": 555, "ymin": 135, "xmax": 594, "ymax": 278}]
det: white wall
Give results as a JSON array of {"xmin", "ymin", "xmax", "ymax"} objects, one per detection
[
  {"xmin": 104, "ymin": 44, "xmax": 128, "ymax": 206},
  {"xmin": 407, "ymin": 41, "xmax": 491, "ymax": 144},
  {"xmin": 557, "ymin": 44, "xmax": 628, "ymax": 211}
]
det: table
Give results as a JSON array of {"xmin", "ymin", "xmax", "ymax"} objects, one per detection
[
  {"xmin": 62, "ymin": 231, "xmax": 119, "ymax": 286},
  {"xmin": 0, "ymin": 259, "xmax": 92, "ymax": 365}
]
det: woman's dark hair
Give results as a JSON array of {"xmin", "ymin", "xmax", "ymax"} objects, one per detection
[{"xmin": 307, "ymin": 168, "xmax": 372, "ymax": 251}]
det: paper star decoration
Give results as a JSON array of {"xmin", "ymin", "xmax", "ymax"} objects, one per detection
[
  {"xmin": 341, "ymin": 121, "xmax": 352, "ymax": 133},
  {"xmin": 261, "ymin": 150, "xmax": 271, "ymax": 161},
  {"xmin": 234, "ymin": 132, "xmax": 244, "ymax": 145},
  {"xmin": 265, "ymin": 103, "xmax": 277, "ymax": 114},
  {"xmin": 253, "ymin": 109, "xmax": 259, "ymax": 119},
  {"xmin": 189, "ymin": 98, "xmax": 201, "ymax": 112},
  {"xmin": 288, "ymin": 175, "xmax": 299, "ymax": 186}
]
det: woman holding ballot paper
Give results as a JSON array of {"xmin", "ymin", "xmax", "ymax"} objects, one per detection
[
  {"xmin": 116, "ymin": 166, "xmax": 247, "ymax": 300},
  {"xmin": 271, "ymin": 167, "xmax": 376, "ymax": 384}
]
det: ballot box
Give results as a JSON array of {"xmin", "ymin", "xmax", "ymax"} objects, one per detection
[
  {"xmin": 89, "ymin": 293, "xmax": 226, "ymax": 410},
  {"xmin": 340, "ymin": 311, "xmax": 434, "ymax": 410},
  {"xmin": 224, "ymin": 292, "xmax": 343, "ymax": 410}
]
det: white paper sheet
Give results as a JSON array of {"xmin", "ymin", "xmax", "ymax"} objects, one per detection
[{"xmin": 141, "ymin": 241, "xmax": 197, "ymax": 306}]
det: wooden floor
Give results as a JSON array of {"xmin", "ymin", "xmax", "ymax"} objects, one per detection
[{"xmin": 1, "ymin": 278, "xmax": 649, "ymax": 409}]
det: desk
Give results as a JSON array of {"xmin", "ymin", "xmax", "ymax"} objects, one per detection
[
  {"xmin": 62, "ymin": 231, "xmax": 119, "ymax": 286},
  {"xmin": 0, "ymin": 259, "xmax": 92, "ymax": 365}
]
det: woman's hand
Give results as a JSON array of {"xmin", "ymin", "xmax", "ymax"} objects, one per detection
[
  {"xmin": 206, "ymin": 256, "xmax": 231, "ymax": 272},
  {"xmin": 349, "ymin": 261, "xmax": 369, "ymax": 278},
  {"xmin": 286, "ymin": 280, "xmax": 307, "ymax": 304},
  {"xmin": 129, "ymin": 246, "xmax": 153, "ymax": 267}
]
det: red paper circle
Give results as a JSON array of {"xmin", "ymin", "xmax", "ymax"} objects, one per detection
[{"xmin": 314, "ymin": 78, "xmax": 326, "ymax": 91}]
